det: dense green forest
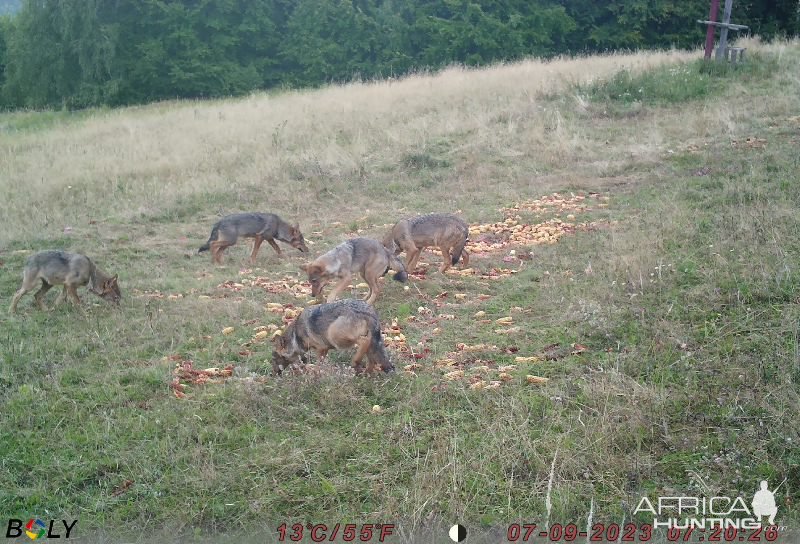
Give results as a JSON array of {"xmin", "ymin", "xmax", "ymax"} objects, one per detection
[{"xmin": 0, "ymin": 0, "xmax": 797, "ymax": 109}]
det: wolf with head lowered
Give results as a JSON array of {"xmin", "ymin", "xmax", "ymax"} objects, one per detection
[
  {"xmin": 383, "ymin": 213, "xmax": 469, "ymax": 274},
  {"xmin": 198, "ymin": 212, "xmax": 308, "ymax": 264},
  {"xmin": 271, "ymin": 299, "xmax": 395, "ymax": 375},
  {"xmin": 301, "ymin": 237, "xmax": 407, "ymax": 305},
  {"xmin": 9, "ymin": 250, "xmax": 121, "ymax": 313}
]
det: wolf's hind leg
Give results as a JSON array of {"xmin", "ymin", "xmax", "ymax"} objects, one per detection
[
  {"xmin": 33, "ymin": 281, "xmax": 53, "ymax": 311},
  {"xmin": 210, "ymin": 240, "xmax": 234, "ymax": 264},
  {"xmin": 9, "ymin": 271, "xmax": 40, "ymax": 313},
  {"xmin": 9, "ymin": 287, "xmax": 30, "ymax": 314}
]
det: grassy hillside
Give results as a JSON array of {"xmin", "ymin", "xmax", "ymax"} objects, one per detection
[{"xmin": 1, "ymin": 39, "xmax": 799, "ymax": 543}]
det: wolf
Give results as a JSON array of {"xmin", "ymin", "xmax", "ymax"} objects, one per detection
[
  {"xmin": 301, "ymin": 237, "xmax": 407, "ymax": 305},
  {"xmin": 198, "ymin": 212, "xmax": 308, "ymax": 264},
  {"xmin": 383, "ymin": 213, "xmax": 469, "ymax": 273},
  {"xmin": 271, "ymin": 299, "xmax": 394, "ymax": 375},
  {"xmin": 9, "ymin": 250, "xmax": 121, "ymax": 313}
]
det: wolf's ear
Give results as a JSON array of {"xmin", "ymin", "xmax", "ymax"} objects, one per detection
[{"xmin": 109, "ymin": 275, "xmax": 118, "ymax": 283}]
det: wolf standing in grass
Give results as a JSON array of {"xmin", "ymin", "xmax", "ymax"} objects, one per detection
[
  {"xmin": 383, "ymin": 213, "xmax": 469, "ymax": 274},
  {"xmin": 198, "ymin": 212, "xmax": 308, "ymax": 265},
  {"xmin": 301, "ymin": 238, "xmax": 407, "ymax": 305},
  {"xmin": 272, "ymin": 299, "xmax": 394, "ymax": 375},
  {"xmin": 9, "ymin": 250, "xmax": 121, "ymax": 313}
]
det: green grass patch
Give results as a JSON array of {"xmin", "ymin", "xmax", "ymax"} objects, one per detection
[
  {"xmin": 580, "ymin": 53, "xmax": 778, "ymax": 106},
  {"xmin": 0, "ymin": 107, "xmax": 105, "ymax": 134}
]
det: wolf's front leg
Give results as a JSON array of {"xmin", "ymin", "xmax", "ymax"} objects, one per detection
[
  {"xmin": 266, "ymin": 238, "xmax": 282, "ymax": 256},
  {"xmin": 327, "ymin": 274, "xmax": 351, "ymax": 303},
  {"xmin": 54, "ymin": 286, "xmax": 68, "ymax": 306}
]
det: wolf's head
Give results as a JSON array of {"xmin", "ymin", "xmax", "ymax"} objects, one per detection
[
  {"xmin": 382, "ymin": 229, "xmax": 400, "ymax": 253},
  {"xmin": 300, "ymin": 262, "xmax": 330, "ymax": 300},
  {"xmin": 271, "ymin": 348, "xmax": 295, "ymax": 376},
  {"xmin": 271, "ymin": 323, "xmax": 305, "ymax": 368},
  {"xmin": 280, "ymin": 222, "xmax": 308, "ymax": 253},
  {"xmin": 93, "ymin": 275, "xmax": 121, "ymax": 305}
]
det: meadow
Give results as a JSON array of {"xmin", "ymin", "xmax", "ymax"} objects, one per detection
[{"xmin": 1, "ymin": 38, "xmax": 799, "ymax": 543}]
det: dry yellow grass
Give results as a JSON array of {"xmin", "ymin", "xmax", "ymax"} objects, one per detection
[{"xmin": 0, "ymin": 47, "xmax": 710, "ymax": 245}]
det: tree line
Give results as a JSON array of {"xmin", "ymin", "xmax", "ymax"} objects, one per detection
[{"xmin": 0, "ymin": 0, "xmax": 797, "ymax": 110}]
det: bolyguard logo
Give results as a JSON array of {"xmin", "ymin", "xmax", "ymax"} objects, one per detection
[
  {"xmin": 24, "ymin": 520, "xmax": 45, "ymax": 541},
  {"xmin": 634, "ymin": 479, "xmax": 783, "ymax": 530},
  {"xmin": 5, "ymin": 519, "xmax": 77, "ymax": 540}
]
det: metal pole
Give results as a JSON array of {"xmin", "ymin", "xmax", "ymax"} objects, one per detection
[
  {"xmin": 704, "ymin": 0, "xmax": 720, "ymax": 60},
  {"xmin": 716, "ymin": 0, "xmax": 734, "ymax": 61}
]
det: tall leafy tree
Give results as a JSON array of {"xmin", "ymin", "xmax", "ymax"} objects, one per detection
[
  {"xmin": 0, "ymin": 15, "xmax": 8, "ymax": 92},
  {"xmin": 279, "ymin": 0, "xmax": 383, "ymax": 86},
  {"xmin": 402, "ymin": 0, "xmax": 574, "ymax": 68},
  {"xmin": 3, "ymin": 0, "xmax": 67, "ymax": 107},
  {"xmin": 115, "ymin": 0, "xmax": 281, "ymax": 104},
  {"xmin": 738, "ymin": 0, "xmax": 800, "ymax": 37},
  {"xmin": 3, "ymin": 0, "xmax": 117, "ymax": 108},
  {"xmin": 558, "ymin": 0, "xmax": 796, "ymax": 52}
]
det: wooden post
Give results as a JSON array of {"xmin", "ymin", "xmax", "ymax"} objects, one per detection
[
  {"xmin": 704, "ymin": 0, "xmax": 720, "ymax": 60},
  {"xmin": 715, "ymin": 0, "xmax": 734, "ymax": 61}
]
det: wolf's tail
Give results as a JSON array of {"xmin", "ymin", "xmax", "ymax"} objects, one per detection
[
  {"xmin": 368, "ymin": 326, "xmax": 394, "ymax": 373},
  {"xmin": 198, "ymin": 223, "xmax": 220, "ymax": 253},
  {"xmin": 451, "ymin": 233, "xmax": 469, "ymax": 266},
  {"xmin": 389, "ymin": 253, "xmax": 408, "ymax": 282}
]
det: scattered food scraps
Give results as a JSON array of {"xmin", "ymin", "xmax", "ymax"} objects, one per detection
[
  {"xmin": 171, "ymin": 361, "xmax": 236, "ymax": 398},
  {"xmin": 515, "ymin": 356, "xmax": 540, "ymax": 363},
  {"xmin": 444, "ymin": 370, "xmax": 465, "ymax": 381},
  {"xmin": 456, "ymin": 343, "xmax": 498, "ymax": 353},
  {"xmin": 111, "ymin": 479, "xmax": 134, "ymax": 498},
  {"xmin": 526, "ymin": 375, "xmax": 549, "ymax": 385},
  {"xmin": 731, "ymin": 137, "xmax": 766, "ymax": 149},
  {"xmin": 571, "ymin": 343, "xmax": 588, "ymax": 355}
]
